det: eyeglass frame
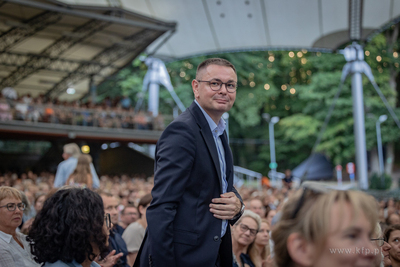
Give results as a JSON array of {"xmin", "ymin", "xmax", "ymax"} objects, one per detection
[
  {"xmin": 371, "ymin": 238, "xmax": 385, "ymax": 247},
  {"xmin": 0, "ymin": 202, "xmax": 26, "ymax": 211},
  {"xmin": 104, "ymin": 213, "xmax": 111, "ymax": 229},
  {"xmin": 238, "ymin": 223, "xmax": 258, "ymax": 236},
  {"xmin": 196, "ymin": 79, "xmax": 238, "ymax": 93}
]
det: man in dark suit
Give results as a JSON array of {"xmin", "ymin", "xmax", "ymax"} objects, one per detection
[{"xmin": 134, "ymin": 58, "xmax": 244, "ymax": 267}]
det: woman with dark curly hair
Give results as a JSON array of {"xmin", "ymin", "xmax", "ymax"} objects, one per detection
[{"xmin": 27, "ymin": 187, "xmax": 111, "ymax": 267}]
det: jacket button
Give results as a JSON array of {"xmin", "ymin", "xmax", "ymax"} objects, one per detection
[{"xmin": 214, "ymin": 236, "xmax": 219, "ymax": 242}]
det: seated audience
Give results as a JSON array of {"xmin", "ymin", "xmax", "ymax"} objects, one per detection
[
  {"xmin": 265, "ymin": 209, "xmax": 276, "ymax": 226},
  {"xmin": 119, "ymin": 204, "xmax": 139, "ymax": 230},
  {"xmin": 248, "ymin": 219, "xmax": 273, "ymax": 267},
  {"xmin": 27, "ymin": 187, "xmax": 122, "ymax": 267},
  {"xmin": 385, "ymin": 224, "xmax": 400, "ymax": 267},
  {"xmin": 386, "ymin": 212, "xmax": 400, "ymax": 226},
  {"xmin": 21, "ymin": 193, "xmax": 46, "ymax": 234},
  {"xmin": 99, "ymin": 191, "xmax": 130, "ymax": 267},
  {"xmin": 372, "ymin": 223, "xmax": 391, "ymax": 267},
  {"xmin": 0, "ymin": 186, "xmax": 40, "ymax": 267},
  {"xmin": 232, "ymin": 210, "xmax": 261, "ymax": 267},
  {"xmin": 248, "ymin": 198, "xmax": 265, "ymax": 218},
  {"xmin": 272, "ymin": 182, "xmax": 379, "ymax": 267},
  {"xmin": 122, "ymin": 194, "xmax": 152, "ymax": 266}
]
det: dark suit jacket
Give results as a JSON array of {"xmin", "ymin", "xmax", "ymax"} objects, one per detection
[{"xmin": 134, "ymin": 102, "xmax": 241, "ymax": 267}]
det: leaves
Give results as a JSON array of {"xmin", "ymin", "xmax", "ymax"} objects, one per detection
[{"xmin": 95, "ymin": 32, "xmax": 400, "ymax": 176}]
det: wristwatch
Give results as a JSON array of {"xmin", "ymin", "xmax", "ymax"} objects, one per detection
[{"xmin": 232, "ymin": 202, "xmax": 245, "ymax": 220}]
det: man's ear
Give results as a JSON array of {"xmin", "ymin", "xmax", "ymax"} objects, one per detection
[
  {"xmin": 286, "ymin": 232, "xmax": 314, "ymax": 267},
  {"xmin": 192, "ymin": 79, "xmax": 199, "ymax": 99}
]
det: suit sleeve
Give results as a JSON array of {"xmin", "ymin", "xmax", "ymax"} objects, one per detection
[{"xmin": 146, "ymin": 121, "xmax": 196, "ymax": 267}]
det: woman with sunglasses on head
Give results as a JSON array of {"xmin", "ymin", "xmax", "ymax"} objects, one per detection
[
  {"xmin": 27, "ymin": 187, "xmax": 118, "ymax": 267},
  {"xmin": 0, "ymin": 186, "xmax": 40, "ymax": 267},
  {"xmin": 232, "ymin": 210, "xmax": 262, "ymax": 267},
  {"xmin": 272, "ymin": 182, "xmax": 380, "ymax": 267}
]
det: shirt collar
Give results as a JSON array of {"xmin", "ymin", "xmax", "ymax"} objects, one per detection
[
  {"xmin": 194, "ymin": 100, "xmax": 226, "ymax": 136},
  {"xmin": 0, "ymin": 230, "xmax": 13, "ymax": 243}
]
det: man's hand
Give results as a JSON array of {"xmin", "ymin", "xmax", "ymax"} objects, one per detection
[
  {"xmin": 209, "ymin": 192, "xmax": 241, "ymax": 220},
  {"xmin": 96, "ymin": 250, "xmax": 124, "ymax": 267}
]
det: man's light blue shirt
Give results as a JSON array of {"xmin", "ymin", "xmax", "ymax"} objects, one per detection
[
  {"xmin": 195, "ymin": 100, "xmax": 228, "ymax": 237},
  {"xmin": 54, "ymin": 157, "xmax": 100, "ymax": 188}
]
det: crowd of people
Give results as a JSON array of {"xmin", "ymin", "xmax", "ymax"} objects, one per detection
[
  {"xmin": 1, "ymin": 58, "xmax": 398, "ymax": 267},
  {"xmin": 0, "ymin": 93, "xmax": 167, "ymax": 131},
  {"xmin": 1, "ymin": 166, "xmax": 400, "ymax": 267}
]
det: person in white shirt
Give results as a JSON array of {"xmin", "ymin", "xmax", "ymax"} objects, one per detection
[{"xmin": 0, "ymin": 186, "xmax": 40, "ymax": 267}]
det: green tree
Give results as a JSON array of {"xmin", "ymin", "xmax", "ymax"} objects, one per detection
[{"xmin": 96, "ymin": 32, "xmax": 400, "ymax": 177}]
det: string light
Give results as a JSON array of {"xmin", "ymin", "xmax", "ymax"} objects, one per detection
[
  {"xmin": 250, "ymin": 81, "xmax": 255, "ymax": 87},
  {"xmin": 376, "ymin": 56, "xmax": 382, "ymax": 62},
  {"xmin": 290, "ymin": 88, "xmax": 296, "ymax": 94},
  {"xmin": 268, "ymin": 56, "xmax": 275, "ymax": 62},
  {"xmin": 288, "ymin": 51, "xmax": 295, "ymax": 58},
  {"xmin": 264, "ymin": 84, "xmax": 270, "ymax": 90},
  {"xmin": 281, "ymin": 85, "xmax": 287, "ymax": 91}
]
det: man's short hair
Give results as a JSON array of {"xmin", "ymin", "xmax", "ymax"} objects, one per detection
[
  {"xmin": 196, "ymin": 58, "xmax": 236, "ymax": 79},
  {"xmin": 63, "ymin": 143, "xmax": 81, "ymax": 158},
  {"xmin": 121, "ymin": 203, "xmax": 137, "ymax": 214},
  {"xmin": 95, "ymin": 190, "xmax": 113, "ymax": 198},
  {"xmin": 384, "ymin": 224, "xmax": 400, "ymax": 241}
]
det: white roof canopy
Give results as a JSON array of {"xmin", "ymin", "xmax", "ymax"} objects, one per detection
[
  {"xmin": 2, "ymin": 0, "xmax": 400, "ymax": 99},
  {"xmin": 60, "ymin": 0, "xmax": 400, "ymax": 60}
]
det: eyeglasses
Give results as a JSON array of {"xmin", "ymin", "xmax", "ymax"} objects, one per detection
[
  {"xmin": 290, "ymin": 182, "xmax": 330, "ymax": 220},
  {"xmin": 104, "ymin": 213, "xmax": 111, "ymax": 229},
  {"xmin": 0, "ymin": 202, "xmax": 26, "ymax": 211},
  {"xmin": 371, "ymin": 238, "xmax": 385, "ymax": 247},
  {"xmin": 239, "ymin": 223, "xmax": 258, "ymax": 236},
  {"xmin": 196, "ymin": 79, "xmax": 237, "ymax": 93}
]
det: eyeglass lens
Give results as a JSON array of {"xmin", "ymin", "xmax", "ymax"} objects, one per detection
[
  {"xmin": 4, "ymin": 203, "xmax": 26, "ymax": 211},
  {"xmin": 240, "ymin": 223, "xmax": 258, "ymax": 236},
  {"xmin": 208, "ymin": 79, "xmax": 237, "ymax": 92},
  {"xmin": 371, "ymin": 238, "xmax": 384, "ymax": 247}
]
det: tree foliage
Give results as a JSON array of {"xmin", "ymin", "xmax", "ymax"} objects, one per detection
[{"xmin": 96, "ymin": 33, "xmax": 400, "ymax": 176}]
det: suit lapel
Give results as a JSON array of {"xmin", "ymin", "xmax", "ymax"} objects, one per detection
[
  {"xmin": 221, "ymin": 131, "xmax": 233, "ymax": 189},
  {"xmin": 189, "ymin": 102, "xmax": 222, "ymax": 190}
]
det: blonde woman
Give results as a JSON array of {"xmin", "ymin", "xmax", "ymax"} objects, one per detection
[
  {"xmin": 248, "ymin": 219, "xmax": 273, "ymax": 267},
  {"xmin": 232, "ymin": 210, "xmax": 261, "ymax": 267},
  {"xmin": 272, "ymin": 182, "xmax": 379, "ymax": 267},
  {"xmin": 66, "ymin": 154, "xmax": 93, "ymax": 189}
]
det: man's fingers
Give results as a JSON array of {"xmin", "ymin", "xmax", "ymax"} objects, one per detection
[
  {"xmin": 209, "ymin": 203, "xmax": 235, "ymax": 210},
  {"xmin": 212, "ymin": 196, "xmax": 235, "ymax": 204},
  {"xmin": 220, "ymin": 192, "xmax": 235, "ymax": 198}
]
